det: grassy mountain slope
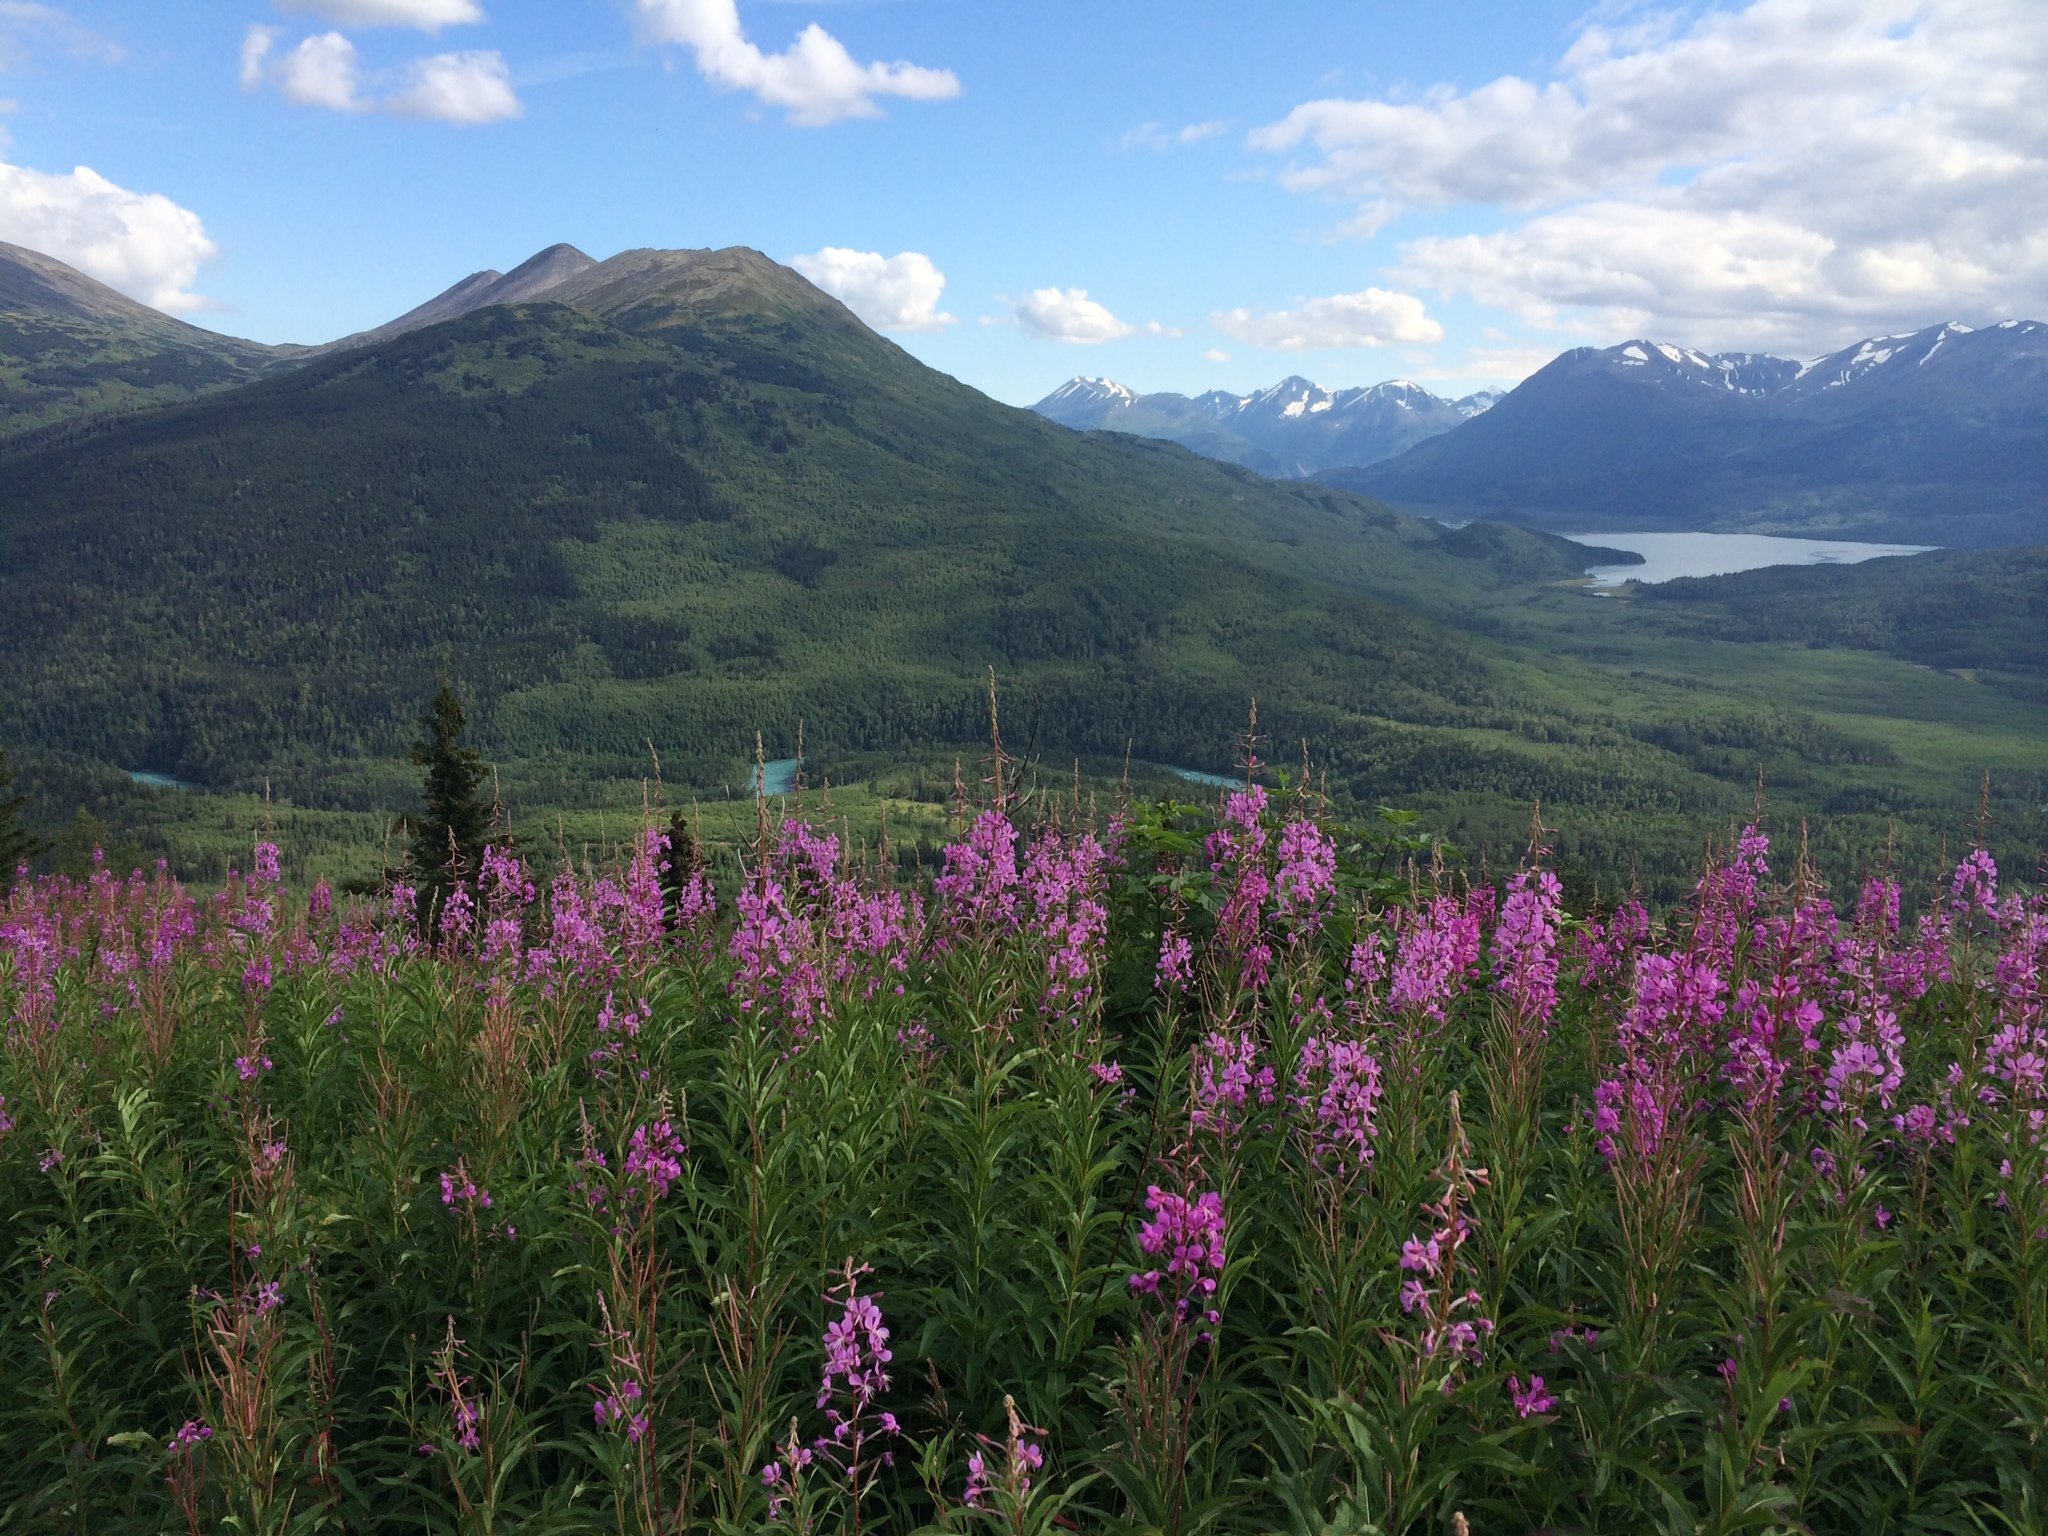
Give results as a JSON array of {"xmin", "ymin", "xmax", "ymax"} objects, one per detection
[{"xmin": 0, "ymin": 241, "xmax": 297, "ymax": 435}]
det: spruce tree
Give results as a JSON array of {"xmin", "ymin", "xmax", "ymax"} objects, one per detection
[
  {"xmin": 407, "ymin": 680, "xmax": 493, "ymax": 930},
  {"xmin": 0, "ymin": 747, "xmax": 42, "ymax": 892}
]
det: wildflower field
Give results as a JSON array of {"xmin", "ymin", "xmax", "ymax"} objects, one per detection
[{"xmin": 3, "ymin": 780, "xmax": 2046, "ymax": 1534}]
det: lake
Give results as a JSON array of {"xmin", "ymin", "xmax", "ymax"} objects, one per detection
[
  {"xmin": 1164, "ymin": 765, "xmax": 1238, "ymax": 790},
  {"xmin": 1570, "ymin": 531, "xmax": 1935, "ymax": 589},
  {"xmin": 127, "ymin": 770, "xmax": 197, "ymax": 791}
]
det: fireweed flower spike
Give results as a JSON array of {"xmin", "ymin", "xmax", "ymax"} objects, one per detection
[
  {"xmin": 762, "ymin": 1260, "xmax": 897, "ymax": 1526},
  {"xmin": 1399, "ymin": 1092, "xmax": 1493, "ymax": 1389},
  {"xmin": 1129, "ymin": 1185, "xmax": 1227, "ymax": 1341},
  {"xmin": 963, "ymin": 1394, "xmax": 1046, "ymax": 1516}
]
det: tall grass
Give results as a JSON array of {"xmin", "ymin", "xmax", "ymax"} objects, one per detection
[{"xmin": 1, "ymin": 774, "xmax": 2043, "ymax": 1533}]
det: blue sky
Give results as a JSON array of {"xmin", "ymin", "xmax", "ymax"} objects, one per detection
[{"xmin": 3, "ymin": 0, "xmax": 2043, "ymax": 405}]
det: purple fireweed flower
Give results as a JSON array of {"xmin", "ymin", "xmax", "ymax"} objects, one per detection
[
  {"xmin": 935, "ymin": 809, "xmax": 1022, "ymax": 933},
  {"xmin": 168, "ymin": 1420, "xmax": 213, "ymax": 1454},
  {"xmin": 1156, "ymin": 926, "xmax": 1194, "ymax": 992},
  {"xmin": 1345, "ymin": 931, "xmax": 1389, "ymax": 1012},
  {"xmin": 440, "ymin": 1161, "xmax": 492, "ymax": 1214},
  {"xmin": 1508, "ymin": 1374, "xmax": 1556, "ymax": 1417},
  {"xmin": 1492, "ymin": 867, "xmax": 1563, "ymax": 1027},
  {"xmin": 1951, "ymin": 848, "xmax": 2000, "ymax": 920},
  {"xmin": 1294, "ymin": 1035, "xmax": 1383, "ymax": 1175},
  {"xmin": 624, "ymin": 1120, "xmax": 686, "ymax": 1200},
  {"xmin": 593, "ymin": 1378, "xmax": 649, "ymax": 1442},
  {"xmin": 1129, "ymin": 1185, "xmax": 1226, "ymax": 1338},
  {"xmin": 1576, "ymin": 898, "xmax": 1650, "ymax": 986},
  {"xmin": 1205, "ymin": 785, "xmax": 1274, "ymax": 982},
  {"xmin": 1191, "ymin": 1028, "xmax": 1275, "ymax": 1137},
  {"xmin": 1025, "ymin": 828, "xmax": 1109, "ymax": 1018},
  {"xmin": 1389, "ymin": 893, "xmax": 1485, "ymax": 1022},
  {"xmin": 963, "ymin": 1398, "xmax": 1045, "ymax": 1509},
  {"xmin": 1273, "ymin": 818, "xmax": 1337, "ymax": 924}
]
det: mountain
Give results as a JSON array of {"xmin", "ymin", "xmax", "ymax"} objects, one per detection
[
  {"xmin": 0, "ymin": 241, "xmax": 1609, "ymax": 800},
  {"xmin": 0, "ymin": 241, "xmax": 298, "ymax": 436},
  {"xmin": 308, "ymin": 243, "xmax": 600, "ymax": 356},
  {"xmin": 1327, "ymin": 320, "xmax": 2048, "ymax": 546},
  {"xmin": 1033, "ymin": 373, "xmax": 1499, "ymax": 476}
]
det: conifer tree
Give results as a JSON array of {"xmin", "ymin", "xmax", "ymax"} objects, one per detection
[
  {"xmin": 407, "ymin": 680, "xmax": 493, "ymax": 930},
  {"xmin": 0, "ymin": 747, "xmax": 42, "ymax": 892}
]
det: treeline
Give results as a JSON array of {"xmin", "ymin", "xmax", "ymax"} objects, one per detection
[{"xmin": 1644, "ymin": 546, "xmax": 2048, "ymax": 689}]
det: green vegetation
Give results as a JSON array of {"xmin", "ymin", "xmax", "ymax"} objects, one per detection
[
  {"xmin": 0, "ymin": 748, "xmax": 40, "ymax": 891},
  {"xmin": 4, "ymin": 788, "xmax": 2045, "ymax": 1531},
  {"xmin": 406, "ymin": 681, "xmax": 498, "ymax": 921}
]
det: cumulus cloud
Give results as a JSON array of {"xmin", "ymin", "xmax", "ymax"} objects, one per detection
[
  {"xmin": 241, "ymin": 23, "xmax": 520, "ymax": 123},
  {"xmin": 1015, "ymin": 287, "xmax": 1136, "ymax": 344},
  {"xmin": 634, "ymin": 0, "xmax": 959, "ymax": 126},
  {"xmin": 1211, "ymin": 287, "xmax": 1442, "ymax": 350},
  {"xmin": 790, "ymin": 247, "xmax": 954, "ymax": 332},
  {"xmin": 0, "ymin": 155, "xmax": 217, "ymax": 311},
  {"xmin": 1251, "ymin": 0, "xmax": 2048, "ymax": 351},
  {"xmin": 273, "ymin": 30, "xmax": 364, "ymax": 111},
  {"xmin": 274, "ymin": 0, "xmax": 483, "ymax": 29},
  {"xmin": 1203, "ymin": 347, "xmax": 1230, "ymax": 363},
  {"xmin": 386, "ymin": 49, "xmax": 519, "ymax": 122}
]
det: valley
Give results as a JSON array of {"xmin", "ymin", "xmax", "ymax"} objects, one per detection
[{"xmin": 0, "ymin": 241, "xmax": 2043, "ymax": 903}]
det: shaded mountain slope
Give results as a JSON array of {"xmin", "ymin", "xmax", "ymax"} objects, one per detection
[
  {"xmin": 0, "ymin": 241, "xmax": 298, "ymax": 435},
  {"xmin": 1332, "ymin": 323, "xmax": 2048, "ymax": 546}
]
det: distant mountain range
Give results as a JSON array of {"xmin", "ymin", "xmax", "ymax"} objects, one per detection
[
  {"xmin": 1330, "ymin": 321, "xmax": 2048, "ymax": 547},
  {"xmin": 1036, "ymin": 321, "xmax": 2047, "ymax": 547},
  {"xmin": 1033, "ymin": 374, "xmax": 1501, "ymax": 477}
]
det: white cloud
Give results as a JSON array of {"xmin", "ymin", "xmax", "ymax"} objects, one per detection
[
  {"xmin": 0, "ymin": 155, "xmax": 217, "ymax": 311},
  {"xmin": 1203, "ymin": 347, "xmax": 1230, "ymax": 363},
  {"xmin": 275, "ymin": 0, "xmax": 483, "ymax": 30},
  {"xmin": 0, "ymin": 3, "xmax": 123, "ymax": 67},
  {"xmin": 241, "ymin": 24, "xmax": 521, "ymax": 124},
  {"xmin": 274, "ymin": 30, "xmax": 364, "ymax": 111},
  {"xmin": 790, "ymin": 246, "xmax": 954, "ymax": 332},
  {"xmin": 239, "ymin": 24, "xmax": 279, "ymax": 87},
  {"xmin": 1121, "ymin": 117, "xmax": 1229, "ymax": 151},
  {"xmin": 633, "ymin": 0, "xmax": 959, "ymax": 126},
  {"xmin": 1211, "ymin": 287, "xmax": 1442, "ymax": 350},
  {"xmin": 1015, "ymin": 287, "xmax": 1135, "ymax": 344},
  {"xmin": 387, "ymin": 49, "xmax": 519, "ymax": 122},
  {"xmin": 1252, "ymin": 0, "xmax": 2048, "ymax": 352}
]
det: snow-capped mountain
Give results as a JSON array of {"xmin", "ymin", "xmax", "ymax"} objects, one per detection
[
  {"xmin": 1032, "ymin": 372, "xmax": 1500, "ymax": 477},
  {"xmin": 1326, "ymin": 318, "xmax": 2048, "ymax": 548}
]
